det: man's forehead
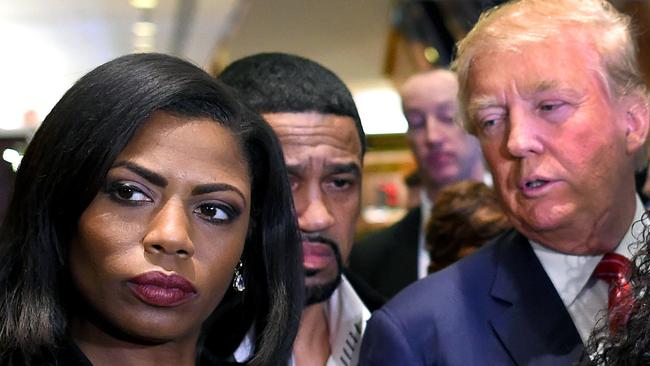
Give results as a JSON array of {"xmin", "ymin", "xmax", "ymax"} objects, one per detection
[
  {"xmin": 466, "ymin": 40, "xmax": 600, "ymax": 103},
  {"xmin": 401, "ymin": 70, "xmax": 459, "ymax": 107},
  {"xmin": 263, "ymin": 112, "xmax": 362, "ymax": 154},
  {"xmin": 285, "ymin": 155, "xmax": 361, "ymax": 175}
]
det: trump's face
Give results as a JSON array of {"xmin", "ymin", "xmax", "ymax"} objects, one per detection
[{"xmin": 465, "ymin": 37, "xmax": 648, "ymax": 254}]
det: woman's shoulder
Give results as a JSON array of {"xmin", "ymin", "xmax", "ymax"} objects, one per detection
[
  {"xmin": 14, "ymin": 340, "xmax": 92, "ymax": 366},
  {"xmin": 30, "ymin": 339, "xmax": 244, "ymax": 366}
]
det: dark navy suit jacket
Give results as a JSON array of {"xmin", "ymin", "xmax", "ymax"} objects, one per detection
[
  {"xmin": 349, "ymin": 207, "xmax": 421, "ymax": 299},
  {"xmin": 358, "ymin": 229, "xmax": 584, "ymax": 366}
]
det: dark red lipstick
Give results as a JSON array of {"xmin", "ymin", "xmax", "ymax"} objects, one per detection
[{"xmin": 127, "ymin": 272, "xmax": 197, "ymax": 307}]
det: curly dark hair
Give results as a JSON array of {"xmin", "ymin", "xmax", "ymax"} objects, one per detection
[
  {"xmin": 581, "ymin": 215, "xmax": 650, "ymax": 365},
  {"xmin": 425, "ymin": 180, "xmax": 511, "ymax": 273}
]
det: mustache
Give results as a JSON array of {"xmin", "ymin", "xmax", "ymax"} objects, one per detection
[{"xmin": 301, "ymin": 233, "xmax": 340, "ymax": 249}]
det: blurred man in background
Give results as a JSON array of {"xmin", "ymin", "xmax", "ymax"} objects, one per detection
[{"xmin": 349, "ymin": 69, "xmax": 486, "ymax": 299}]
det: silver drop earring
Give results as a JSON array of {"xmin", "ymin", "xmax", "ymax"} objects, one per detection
[{"xmin": 233, "ymin": 261, "xmax": 245, "ymax": 292}]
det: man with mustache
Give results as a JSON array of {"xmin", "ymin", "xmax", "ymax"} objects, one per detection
[
  {"xmin": 220, "ymin": 52, "xmax": 380, "ymax": 366},
  {"xmin": 359, "ymin": 0, "xmax": 650, "ymax": 365},
  {"xmin": 349, "ymin": 69, "xmax": 486, "ymax": 299}
]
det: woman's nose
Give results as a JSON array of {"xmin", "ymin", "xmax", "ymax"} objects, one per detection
[{"xmin": 142, "ymin": 199, "xmax": 194, "ymax": 259}]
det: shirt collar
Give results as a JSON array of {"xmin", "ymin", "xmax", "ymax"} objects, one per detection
[
  {"xmin": 420, "ymin": 189, "xmax": 433, "ymax": 231},
  {"xmin": 234, "ymin": 275, "xmax": 371, "ymax": 365},
  {"xmin": 323, "ymin": 275, "xmax": 371, "ymax": 366},
  {"xmin": 531, "ymin": 195, "xmax": 646, "ymax": 307}
]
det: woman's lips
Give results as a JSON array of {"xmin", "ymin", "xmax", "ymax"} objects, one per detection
[{"xmin": 127, "ymin": 271, "xmax": 197, "ymax": 307}]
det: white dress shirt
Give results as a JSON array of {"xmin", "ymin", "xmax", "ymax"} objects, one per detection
[
  {"xmin": 417, "ymin": 191, "xmax": 432, "ymax": 279},
  {"xmin": 233, "ymin": 275, "xmax": 371, "ymax": 366},
  {"xmin": 531, "ymin": 195, "xmax": 646, "ymax": 343}
]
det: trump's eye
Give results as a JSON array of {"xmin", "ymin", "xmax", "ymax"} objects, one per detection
[
  {"xmin": 537, "ymin": 100, "xmax": 575, "ymax": 123},
  {"xmin": 482, "ymin": 119, "xmax": 498, "ymax": 128},
  {"xmin": 478, "ymin": 114, "xmax": 503, "ymax": 132},
  {"xmin": 539, "ymin": 101, "xmax": 565, "ymax": 112},
  {"xmin": 474, "ymin": 106, "xmax": 506, "ymax": 136}
]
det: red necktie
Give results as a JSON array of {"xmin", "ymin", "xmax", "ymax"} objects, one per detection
[{"xmin": 592, "ymin": 252, "xmax": 634, "ymax": 333}]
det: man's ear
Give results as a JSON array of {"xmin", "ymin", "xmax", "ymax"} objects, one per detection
[{"xmin": 622, "ymin": 94, "xmax": 650, "ymax": 155}]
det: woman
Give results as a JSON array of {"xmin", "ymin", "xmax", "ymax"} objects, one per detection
[{"xmin": 0, "ymin": 53, "xmax": 303, "ymax": 365}]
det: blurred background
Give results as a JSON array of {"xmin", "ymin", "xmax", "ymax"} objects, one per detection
[{"xmin": 2, "ymin": 0, "xmax": 649, "ymax": 232}]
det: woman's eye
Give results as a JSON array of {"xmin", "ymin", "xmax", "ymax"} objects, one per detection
[
  {"xmin": 107, "ymin": 182, "xmax": 151, "ymax": 203},
  {"xmin": 194, "ymin": 203, "xmax": 235, "ymax": 224}
]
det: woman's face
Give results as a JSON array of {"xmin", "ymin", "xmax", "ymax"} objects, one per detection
[{"xmin": 69, "ymin": 111, "xmax": 251, "ymax": 345}]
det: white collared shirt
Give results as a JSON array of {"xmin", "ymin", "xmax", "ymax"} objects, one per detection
[
  {"xmin": 531, "ymin": 195, "xmax": 646, "ymax": 343},
  {"xmin": 320, "ymin": 275, "xmax": 371, "ymax": 366},
  {"xmin": 417, "ymin": 191, "xmax": 433, "ymax": 279},
  {"xmin": 233, "ymin": 275, "xmax": 371, "ymax": 366}
]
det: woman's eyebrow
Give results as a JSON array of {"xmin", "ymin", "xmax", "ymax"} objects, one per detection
[
  {"xmin": 111, "ymin": 161, "xmax": 167, "ymax": 187},
  {"xmin": 192, "ymin": 183, "xmax": 247, "ymax": 205}
]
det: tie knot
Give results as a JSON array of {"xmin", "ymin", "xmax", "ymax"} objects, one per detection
[{"xmin": 593, "ymin": 252, "xmax": 632, "ymax": 286}]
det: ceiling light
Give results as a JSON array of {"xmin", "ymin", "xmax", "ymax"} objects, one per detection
[{"xmin": 129, "ymin": 0, "xmax": 158, "ymax": 9}]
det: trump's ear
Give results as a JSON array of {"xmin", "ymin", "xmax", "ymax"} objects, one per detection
[{"xmin": 623, "ymin": 94, "xmax": 649, "ymax": 155}]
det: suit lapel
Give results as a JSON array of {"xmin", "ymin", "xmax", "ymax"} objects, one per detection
[{"xmin": 489, "ymin": 231, "xmax": 583, "ymax": 366}]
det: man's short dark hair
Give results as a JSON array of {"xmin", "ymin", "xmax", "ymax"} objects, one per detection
[{"xmin": 218, "ymin": 52, "xmax": 366, "ymax": 155}]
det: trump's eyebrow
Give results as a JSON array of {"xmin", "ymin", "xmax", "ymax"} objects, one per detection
[
  {"xmin": 467, "ymin": 95, "xmax": 503, "ymax": 116},
  {"xmin": 468, "ymin": 80, "xmax": 581, "ymax": 115},
  {"xmin": 529, "ymin": 80, "xmax": 584, "ymax": 100},
  {"xmin": 529, "ymin": 80, "xmax": 559, "ymax": 94}
]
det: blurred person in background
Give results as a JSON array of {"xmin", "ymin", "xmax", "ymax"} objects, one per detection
[
  {"xmin": 349, "ymin": 69, "xmax": 486, "ymax": 299},
  {"xmin": 404, "ymin": 170, "xmax": 423, "ymax": 210}
]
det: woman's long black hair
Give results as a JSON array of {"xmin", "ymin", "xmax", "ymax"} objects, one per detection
[{"xmin": 0, "ymin": 53, "xmax": 303, "ymax": 365}]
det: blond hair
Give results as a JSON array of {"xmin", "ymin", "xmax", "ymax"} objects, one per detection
[{"xmin": 452, "ymin": 0, "xmax": 647, "ymax": 136}]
